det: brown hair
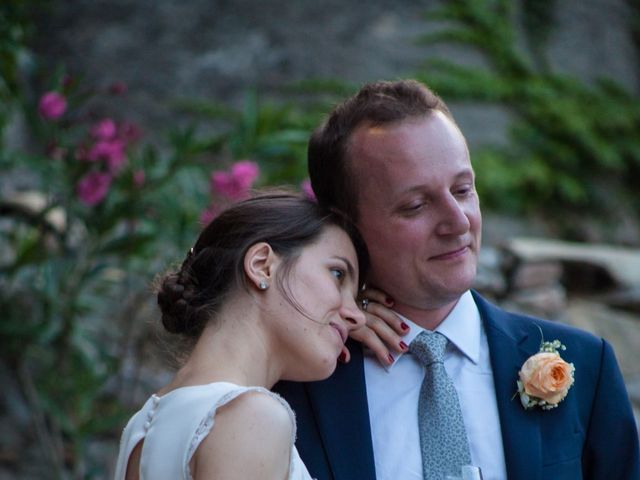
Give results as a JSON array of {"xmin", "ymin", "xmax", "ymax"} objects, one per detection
[
  {"xmin": 156, "ymin": 191, "xmax": 368, "ymax": 340},
  {"xmin": 308, "ymin": 79, "xmax": 453, "ymax": 221}
]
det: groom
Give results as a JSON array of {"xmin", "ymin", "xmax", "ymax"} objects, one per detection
[{"xmin": 276, "ymin": 80, "xmax": 639, "ymax": 479}]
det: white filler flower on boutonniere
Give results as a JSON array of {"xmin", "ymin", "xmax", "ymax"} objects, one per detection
[{"xmin": 515, "ymin": 329, "xmax": 575, "ymax": 410}]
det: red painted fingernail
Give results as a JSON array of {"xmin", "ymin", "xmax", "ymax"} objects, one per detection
[
  {"xmin": 338, "ymin": 352, "xmax": 346, "ymax": 363},
  {"xmin": 401, "ymin": 322, "xmax": 410, "ymax": 331},
  {"xmin": 387, "ymin": 353, "xmax": 395, "ymax": 364},
  {"xmin": 399, "ymin": 341, "xmax": 408, "ymax": 350},
  {"xmin": 385, "ymin": 296, "xmax": 394, "ymax": 306}
]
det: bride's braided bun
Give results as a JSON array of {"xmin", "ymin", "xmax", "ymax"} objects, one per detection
[
  {"xmin": 156, "ymin": 261, "xmax": 200, "ymax": 335},
  {"xmin": 156, "ymin": 191, "xmax": 368, "ymax": 340}
]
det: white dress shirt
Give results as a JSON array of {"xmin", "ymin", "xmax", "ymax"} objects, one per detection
[{"xmin": 363, "ymin": 291, "xmax": 507, "ymax": 480}]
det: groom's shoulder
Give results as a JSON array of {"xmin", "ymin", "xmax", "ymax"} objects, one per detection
[{"xmin": 472, "ymin": 290, "xmax": 604, "ymax": 351}]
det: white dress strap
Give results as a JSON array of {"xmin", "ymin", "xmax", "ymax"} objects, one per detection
[{"xmin": 184, "ymin": 384, "xmax": 299, "ymax": 477}]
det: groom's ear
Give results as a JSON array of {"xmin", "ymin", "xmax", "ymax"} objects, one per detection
[{"xmin": 244, "ymin": 242, "xmax": 279, "ymax": 289}]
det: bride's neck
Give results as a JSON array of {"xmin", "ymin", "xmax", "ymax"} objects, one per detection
[{"xmin": 171, "ymin": 297, "xmax": 281, "ymax": 390}]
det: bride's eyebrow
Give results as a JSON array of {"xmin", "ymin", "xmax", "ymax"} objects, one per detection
[
  {"xmin": 333, "ymin": 255, "xmax": 360, "ymax": 295},
  {"xmin": 333, "ymin": 256, "xmax": 356, "ymax": 277}
]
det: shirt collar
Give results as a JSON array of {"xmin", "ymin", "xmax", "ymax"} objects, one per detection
[{"xmin": 387, "ymin": 290, "xmax": 481, "ymax": 370}]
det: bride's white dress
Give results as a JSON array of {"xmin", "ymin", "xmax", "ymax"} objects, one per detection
[{"xmin": 114, "ymin": 381, "xmax": 313, "ymax": 479}]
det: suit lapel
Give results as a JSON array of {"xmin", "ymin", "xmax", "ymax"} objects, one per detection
[
  {"xmin": 473, "ymin": 292, "xmax": 543, "ymax": 480},
  {"xmin": 306, "ymin": 340, "xmax": 377, "ymax": 480}
]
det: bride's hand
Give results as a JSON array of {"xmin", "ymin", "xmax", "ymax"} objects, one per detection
[{"xmin": 347, "ymin": 286, "xmax": 410, "ymax": 366}]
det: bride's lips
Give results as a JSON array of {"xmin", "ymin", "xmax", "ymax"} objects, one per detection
[
  {"xmin": 430, "ymin": 245, "xmax": 469, "ymax": 261},
  {"xmin": 329, "ymin": 322, "xmax": 347, "ymax": 344}
]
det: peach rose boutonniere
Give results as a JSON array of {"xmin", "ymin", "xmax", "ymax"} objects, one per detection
[{"xmin": 515, "ymin": 335, "xmax": 575, "ymax": 410}]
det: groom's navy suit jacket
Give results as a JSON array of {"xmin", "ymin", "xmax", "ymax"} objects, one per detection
[{"xmin": 275, "ymin": 292, "xmax": 640, "ymax": 480}]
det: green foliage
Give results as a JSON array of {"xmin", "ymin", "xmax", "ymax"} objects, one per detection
[
  {"xmin": 175, "ymin": 89, "xmax": 323, "ymax": 183},
  {"xmin": 418, "ymin": 0, "xmax": 640, "ymax": 238},
  {"xmin": 0, "ymin": 1, "xmax": 32, "ymax": 141}
]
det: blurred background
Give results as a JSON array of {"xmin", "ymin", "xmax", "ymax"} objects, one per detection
[{"xmin": 1, "ymin": 0, "xmax": 639, "ymax": 478}]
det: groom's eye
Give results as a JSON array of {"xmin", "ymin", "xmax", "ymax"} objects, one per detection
[{"xmin": 400, "ymin": 202, "xmax": 424, "ymax": 214}]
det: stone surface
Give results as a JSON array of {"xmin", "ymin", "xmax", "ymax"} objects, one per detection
[
  {"xmin": 597, "ymin": 288, "xmax": 640, "ymax": 312},
  {"xmin": 29, "ymin": 0, "xmax": 639, "ymax": 149},
  {"xmin": 504, "ymin": 237, "xmax": 640, "ymax": 290},
  {"xmin": 509, "ymin": 261, "xmax": 563, "ymax": 290},
  {"xmin": 503, "ymin": 283, "xmax": 568, "ymax": 319},
  {"xmin": 549, "ymin": 0, "xmax": 639, "ymax": 93},
  {"xmin": 473, "ymin": 245, "xmax": 507, "ymax": 297}
]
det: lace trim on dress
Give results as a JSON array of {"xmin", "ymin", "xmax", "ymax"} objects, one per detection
[{"xmin": 183, "ymin": 386, "xmax": 297, "ymax": 480}]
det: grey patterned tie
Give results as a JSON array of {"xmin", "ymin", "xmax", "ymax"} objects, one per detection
[{"xmin": 411, "ymin": 331, "xmax": 472, "ymax": 480}]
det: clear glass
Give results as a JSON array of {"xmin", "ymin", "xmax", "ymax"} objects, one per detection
[{"xmin": 461, "ymin": 465, "xmax": 483, "ymax": 480}]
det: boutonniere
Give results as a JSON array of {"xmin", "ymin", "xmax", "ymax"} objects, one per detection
[{"xmin": 515, "ymin": 328, "xmax": 575, "ymax": 410}]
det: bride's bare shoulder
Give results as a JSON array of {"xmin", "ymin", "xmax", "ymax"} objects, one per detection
[{"xmin": 191, "ymin": 390, "xmax": 294, "ymax": 479}]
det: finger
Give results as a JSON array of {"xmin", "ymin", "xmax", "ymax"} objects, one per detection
[
  {"xmin": 351, "ymin": 310, "xmax": 408, "ymax": 357},
  {"xmin": 338, "ymin": 345, "xmax": 351, "ymax": 364},
  {"xmin": 360, "ymin": 286, "xmax": 394, "ymax": 308},
  {"xmin": 365, "ymin": 302, "xmax": 410, "ymax": 337},
  {"xmin": 363, "ymin": 307, "xmax": 409, "ymax": 354},
  {"xmin": 350, "ymin": 326, "xmax": 395, "ymax": 366}
]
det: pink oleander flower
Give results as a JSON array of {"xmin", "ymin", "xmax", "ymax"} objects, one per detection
[
  {"xmin": 76, "ymin": 171, "xmax": 112, "ymax": 206},
  {"xmin": 38, "ymin": 91, "xmax": 67, "ymax": 120},
  {"xmin": 91, "ymin": 118, "xmax": 118, "ymax": 140},
  {"xmin": 200, "ymin": 204, "xmax": 221, "ymax": 225},
  {"xmin": 133, "ymin": 169, "xmax": 145, "ymax": 188},
  {"xmin": 301, "ymin": 179, "xmax": 316, "ymax": 201},
  {"xmin": 210, "ymin": 160, "xmax": 260, "ymax": 200},
  {"xmin": 87, "ymin": 139, "xmax": 126, "ymax": 172}
]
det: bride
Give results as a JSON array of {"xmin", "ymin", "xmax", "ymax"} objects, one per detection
[{"xmin": 114, "ymin": 192, "xmax": 368, "ymax": 479}]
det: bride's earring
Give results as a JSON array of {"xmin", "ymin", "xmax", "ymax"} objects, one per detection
[{"xmin": 259, "ymin": 280, "xmax": 269, "ymax": 290}]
